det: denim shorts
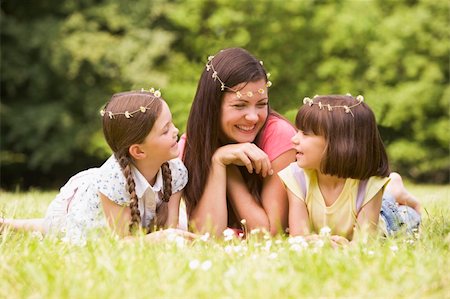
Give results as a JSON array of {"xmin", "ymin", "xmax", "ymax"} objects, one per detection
[{"xmin": 380, "ymin": 192, "xmax": 421, "ymax": 236}]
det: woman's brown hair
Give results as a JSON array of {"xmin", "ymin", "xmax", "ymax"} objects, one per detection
[
  {"xmin": 183, "ymin": 48, "xmax": 278, "ymax": 217},
  {"xmin": 295, "ymin": 95, "xmax": 390, "ymax": 179},
  {"xmin": 102, "ymin": 91, "xmax": 172, "ymax": 233}
]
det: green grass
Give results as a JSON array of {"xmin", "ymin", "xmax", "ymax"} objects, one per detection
[{"xmin": 1, "ymin": 185, "xmax": 449, "ymax": 299}]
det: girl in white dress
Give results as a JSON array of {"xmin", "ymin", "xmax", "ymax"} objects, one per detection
[{"xmin": 1, "ymin": 90, "xmax": 195, "ymax": 244}]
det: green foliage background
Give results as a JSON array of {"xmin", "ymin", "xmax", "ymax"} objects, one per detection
[{"xmin": 1, "ymin": 0, "xmax": 449, "ymax": 189}]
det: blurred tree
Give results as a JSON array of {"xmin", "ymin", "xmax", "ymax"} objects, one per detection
[
  {"xmin": 1, "ymin": 0, "xmax": 448, "ymax": 189},
  {"xmin": 1, "ymin": 0, "xmax": 176, "ymax": 188}
]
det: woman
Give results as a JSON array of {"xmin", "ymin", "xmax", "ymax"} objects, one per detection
[{"xmin": 180, "ymin": 48, "xmax": 296, "ymax": 236}]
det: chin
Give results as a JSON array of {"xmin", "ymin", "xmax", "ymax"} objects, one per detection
[{"xmin": 232, "ymin": 132, "xmax": 259, "ymax": 143}]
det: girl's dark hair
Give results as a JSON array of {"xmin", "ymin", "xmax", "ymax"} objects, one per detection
[
  {"xmin": 183, "ymin": 47, "xmax": 272, "ymax": 216},
  {"xmin": 295, "ymin": 95, "xmax": 390, "ymax": 179},
  {"xmin": 102, "ymin": 91, "xmax": 172, "ymax": 233}
]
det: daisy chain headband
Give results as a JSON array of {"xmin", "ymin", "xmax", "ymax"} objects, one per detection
[
  {"xmin": 303, "ymin": 94, "xmax": 364, "ymax": 117},
  {"xmin": 205, "ymin": 55, "xmax": 272, "ymax": 99},
  {"xmin": 100, "ymin": 88, "xmax": 161, "ymax": 119}
]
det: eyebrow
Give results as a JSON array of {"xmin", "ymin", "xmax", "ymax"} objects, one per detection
[{"xmin": 229, "ymin": 97, "xmax": 268, "ymax": 104}]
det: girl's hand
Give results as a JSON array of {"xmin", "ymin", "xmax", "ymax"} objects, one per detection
[
  {"xmin": 329, "ymin": 235, "xmax": 350, "ymax": 248},
  {"xmin": 212, "ymin": 143, "xmax": 273, "ymax": 177}
]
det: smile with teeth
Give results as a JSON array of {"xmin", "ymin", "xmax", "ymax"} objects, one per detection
[{"xmin": 236, "ymin": 124, "xmax": 256, "ymax": 132}]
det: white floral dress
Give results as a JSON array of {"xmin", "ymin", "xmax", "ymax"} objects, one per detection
[{"xmin": 43, "ymin": 155, "xmax": 188, "ymax": 244}]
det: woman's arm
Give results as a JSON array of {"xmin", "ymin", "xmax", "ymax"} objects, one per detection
[
  {"xmin": 188, "ymin": 157, "xmax": 228, "ymax": 236},
  {"xmin": 99, "ymin": 192, "xmax": 132, "ymax": 237},
  {"xmin": 227, "ymin": 149, "xmax": 296, "ymax": 235},
  {"xmin": 261, "ymin": 149, "xmax": 296, "ymax": 234},
  {"xmin": 226, "ymin": 165, "xmax": 270, "ymax": 230},
  {"xmin": 189, "ymin": 143, "xmax": 272, "ymax": 236}
]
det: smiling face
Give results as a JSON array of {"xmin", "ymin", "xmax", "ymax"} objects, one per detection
[
  {"xmin": 291, "ymin": 130, "xmax": 327, "ymax": 170},
  {"xmin": 219, "ymin": 79, "xmax": 269, "ymax": 143},
  {"xmin": 140, "ymin": 101, "xmax": 179, "ymax": 163}
]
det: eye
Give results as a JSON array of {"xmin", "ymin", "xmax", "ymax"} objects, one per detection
[
  {"xmin": 232, "ymin": 104, "xmax": 246, "ymax": 109},
  {"xmin": 257, "ymin": 102, "xmax": 268, "ymax": 108}
]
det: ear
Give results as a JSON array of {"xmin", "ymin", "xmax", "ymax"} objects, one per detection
[{"xmin": 129, "ymin": 144, "xmax": 146, "ymax": 160}]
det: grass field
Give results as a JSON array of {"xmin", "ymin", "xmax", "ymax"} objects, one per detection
[{"xmin": 0, "ymin": 185, "xmax": 449, "ymax": 299}]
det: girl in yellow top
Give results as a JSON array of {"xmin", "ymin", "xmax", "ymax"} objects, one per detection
[{"xmin": 278, "ymin": 94, "xmax": 421, "ymax": 244}]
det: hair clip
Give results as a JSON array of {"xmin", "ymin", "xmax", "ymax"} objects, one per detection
[
  {"xmin": 302, "ymin": 95, "xmax": 364, "ymax": 117},
  {"xmin": 205, "ymin": 55, "xmax": 272, "ymax": 99},
  {"xmin": 100, "ymin": 88, "xmax": 162, "ymax": 119}
]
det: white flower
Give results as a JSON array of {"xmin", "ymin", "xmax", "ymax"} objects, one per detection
[
  {"xmin": 189, "ymin": 259, "xmax": 200, "ymax": 270},
  {"xmin": 233, "ymin": 245, "xmax": 243, "ymax": 253},
  {"xmin": 201, "ymin": 260, "xmax": 212, "ymax": 271},
  {"xmin": 263, "ymin": 240, "xmax": 272, "ymax": 252},
  {"xmin": 225, "ymin": 266, "xmax": 237, "ymax": 277},
  {"xmin": 175, "ymin": 236, "xmax": 185, "ymax": 248},
  {"xmin": 319, "ymin": 226, "xmax": 331, "ymax": 236},
  {"xmin": 31, "ymin": 231, "xmax": 44, "ymax": 241},
  {"xmin": 314, "ymin": 239, "xmax": 325, "ymax": 248},
  {"xmin": 200, "ymin": 233, "xmax": 210, "ymax": 242},
  {"xmin": 390, "ymin": 245, "xmax": 399, "ymax": 252},
  {"xmin": 290, "ymin": 244, "xmax": 303, "ymax": 252},
  {"xmin": 223, "ymin": 228, "xmax": 235, "ymax": 241},
  {"xmin": 288, "ymin": 236, "xmax": 306, "ymax": 244},
  {"xmin": 268, "ymin": 253, "xmax": 278, "ymax": 259},
  {"xmin": 250, "ymin": 228, "xmax": 261, "ymax": 235}
]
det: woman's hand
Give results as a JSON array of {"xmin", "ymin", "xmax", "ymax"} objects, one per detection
[{"xmin": 212, "ymin": 143, "xmax": 273, "ymax": 177}]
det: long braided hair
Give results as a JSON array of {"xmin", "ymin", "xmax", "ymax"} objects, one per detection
[{"xmin": 102, "ymin": 91, "xmax": 172, "ymax": 233}]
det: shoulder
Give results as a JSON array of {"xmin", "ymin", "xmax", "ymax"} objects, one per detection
[
  {"xmin": 277, "ymin": 162, "xmax": 306, "ymax": 201},
  {"xmin": 97, "ymin": 155, "xmax": 129, "ymax": 205},
  {"xmin": 263, "ymin": 115, "xmax": 296, "ymax": 136},
  {"xmin": 178, "ymin": 134, "xmax": 187, "ymax": 159},
  {"xmin": 168, "ymin": 158, "xmax": 188, "ymax": 193},
  {"xmin": 362, "ymin": 176, "xmax": 391, "ymax": 205},
  {"xmin": 258, "ymin": 114, "xmax": 296, "ymax": 161}
]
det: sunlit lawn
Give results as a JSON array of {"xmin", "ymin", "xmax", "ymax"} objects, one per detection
[{"xmin": 0, "ymin": 185, "xmax": 448, "ymax": 299}]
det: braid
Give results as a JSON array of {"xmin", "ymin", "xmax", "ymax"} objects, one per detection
[
  {"xmin": 147, "ymin": 162, "xmax": 172, "ymax": 232},
  {"xmin": 117, "ymin": 154, "xmax": 141, "ymax": 233},
  {"xmin": 161, "ymin": 162, "xmax": 172, "ymax": 202}
]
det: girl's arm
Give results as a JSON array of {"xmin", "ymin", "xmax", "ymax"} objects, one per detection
[
  {"xmin": 166, "ymin": 190, "xmax": 182, "ymax": 228},
  {"xmin": 100, "ymin": 192, "xmax": 197, "ymax": 242},
  {"xmin": 189, "ymin": 143, "xmax": 272, "ymax": 236},
  {"xmin": 353, "ymin": 189, "xmax": 383, "ymax": 241},
  {"xmin": 99, "ymin": 192, "xmax": 132, "ymax": 237},
  {"xmin": 286, "ymin": 186, "xmax": 311, "ymax": 236}
]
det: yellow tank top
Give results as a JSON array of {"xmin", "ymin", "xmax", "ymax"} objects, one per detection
[{"xmin": 278, "ymin": 162, "xmax": 390, "ymax": 240}]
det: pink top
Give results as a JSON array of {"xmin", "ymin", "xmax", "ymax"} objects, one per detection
[{"xmin": 178, "ymin": 115, "xmax": 296, "ymax": 162}]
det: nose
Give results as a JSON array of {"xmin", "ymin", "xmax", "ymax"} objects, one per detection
[
  {"xmin": 245, "ymin": 109, "xmax": 259, "ymax": 122},
  {"xmin": 173, "ymin": 125, "xmax": 179, "ymax": 137},
  {"xmin": 291, "ymin": 131, "xmax": 300, "ymax": 145}
]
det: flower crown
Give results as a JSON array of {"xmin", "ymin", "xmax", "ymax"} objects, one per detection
[
  {"xmin": 100, "ymin": 88, "xmax": 161, "ymax": 119},
  {"xmin": 205, "ymin": 55, "xmax": 272, "ymax": 99},
  {"xmin": 302, "ymin": 94, "xmax": 364, "ymax": 117}
]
